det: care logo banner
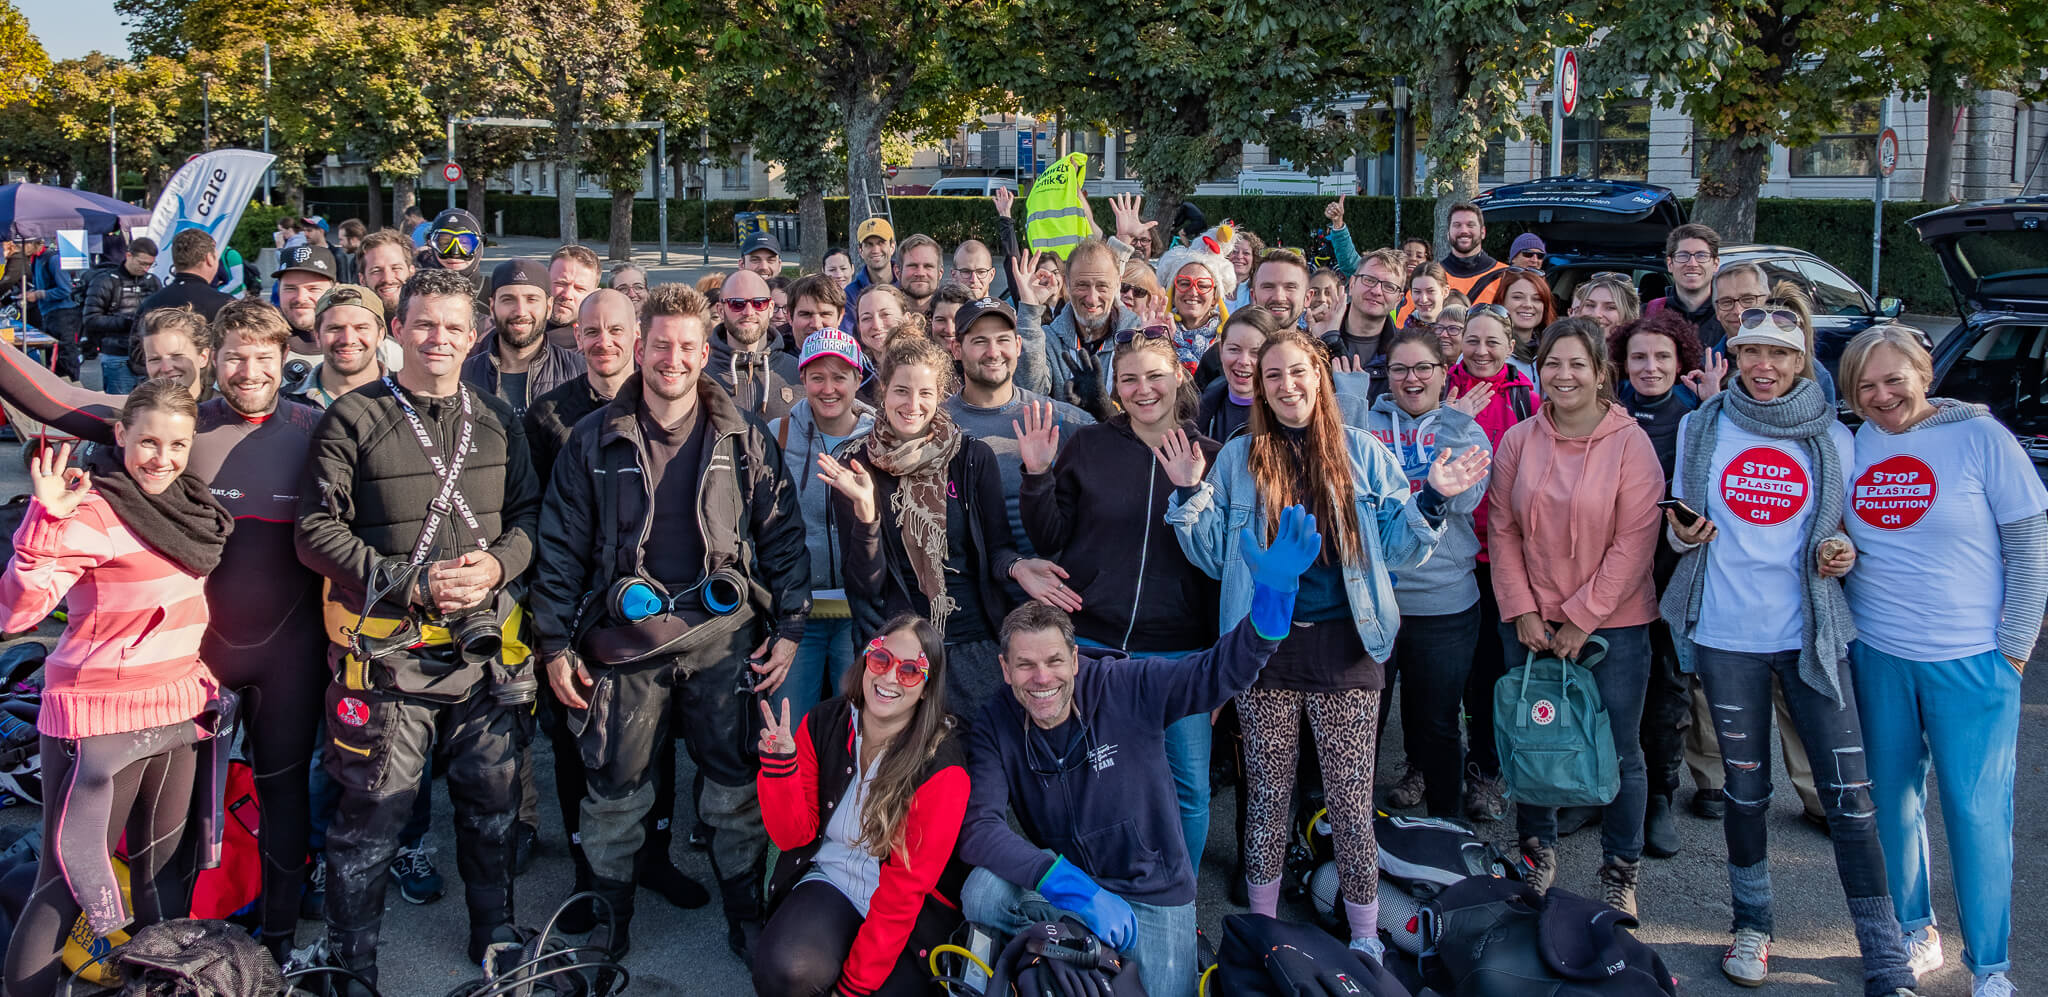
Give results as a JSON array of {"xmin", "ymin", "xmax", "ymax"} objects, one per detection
[{"xmin": 144, "ymin": 149, "xmax": 277, "ymax": 282}]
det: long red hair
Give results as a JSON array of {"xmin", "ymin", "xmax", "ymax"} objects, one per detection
[{"xmin": 1246, "ymin": 329, "xmax": 1363, "ymax": 567}]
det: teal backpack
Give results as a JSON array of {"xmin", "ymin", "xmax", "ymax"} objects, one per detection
[{"xmin": 1492, "ymin": 636, "xmax": 1619, "ymax": 809}]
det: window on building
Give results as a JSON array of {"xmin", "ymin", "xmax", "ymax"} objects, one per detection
[
  {"xmin": 979, "ymin": 129, "xmax": 1001, "ymax": 169},
  {"xmin": 721, "ymin": 154, "xmax": 751, "ymax": 191},
  {"xmin": 1070, "ymin": 130, "xmax": 1107, "ymax": 181},
  {"xmin": 1117, "ymin": 132, "xmax": 1139, "ymax": 180},
  {"xmin": 1788, "ymin": 101, "xmax": 1882, "ymax": 177},
  {"xmin": 1481, "ymin": 135, "xmax": 1507, "ymax": 184},
  {"xmin": 1539, "ymin": 99, "xmax": 1650, "ymax": 180}
]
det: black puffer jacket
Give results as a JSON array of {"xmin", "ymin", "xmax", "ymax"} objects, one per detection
[
  {"xmin": 529, "ymin": 374, "xmax": 811, "ymax": 657},
  {"xmin": 459, "ymin": 331, "xmax": 588, "ymax": 412},
  {"xmin": 82, "ymin": 267, "xmax": 162, "ymax": 354},
  {"xmin": 295, "ymin": 378, "xmax": 540, "ymax": 622}
]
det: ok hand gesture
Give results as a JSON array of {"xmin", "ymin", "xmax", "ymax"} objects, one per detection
[
  {"xmin": 29, "ymin": 443, "xmax": 89, "ymax": 519},
  {"xmin": 758, "ymin": 698, "xmax": 796, "ymax": 756},
  {"xmin": 1153, "ymin": 428, "xmax": 1207, "ymax": 488},
  {"xmin": 1682, "ymin": 349, "xmax": 1730, "ymax": 401},
  {"xmin": 1011, "ymin": 252, "xmax": 1057, "ymax": 310},
  {"xmin": 1013, "ymin": 400, "xmax": 1062, "ymax": 475}
]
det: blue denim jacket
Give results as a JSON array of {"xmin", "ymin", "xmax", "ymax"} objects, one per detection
[{"xmin": 1166, "ymin": 427, "xmax": 1443, "ymax": 663}]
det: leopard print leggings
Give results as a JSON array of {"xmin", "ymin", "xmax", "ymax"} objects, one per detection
[{"xmin": 1238, "ymin": 686, "xmax": 1381, "ymax": 904}]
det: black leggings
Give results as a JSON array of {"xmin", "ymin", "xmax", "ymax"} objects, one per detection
[
  {"xmin": 751, "ymin": 879, "xmax": 940, "ymax": 997},
  {"xmin": 156, "ymin": 635, "xmax": 327, "ymax": 949},
  {"xmin": 4, "ymin": 725, "xmax": 200, "ymax": 997}
]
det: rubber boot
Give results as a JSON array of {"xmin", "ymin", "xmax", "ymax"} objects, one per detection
[
  {"xmin": 639, "ymin": 816, "xmax": 710, "ymax": 909},
  {"xmin": 555, "ymin": 844, "xmax": 599, "ymax": 934},
  {"xmin": 720, "ymin": 869, "xmax": 765, "ymax": 964},
  {"xmin": 588, "ymin": 876, "xmax": 635, "ymax": 960},
  {"xmin": 329, "ymin": 926, "xmax": 381, "ymax": 997}
]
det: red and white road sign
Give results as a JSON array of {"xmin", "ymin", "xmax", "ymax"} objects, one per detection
[
  {"xmin": 1559, "ymin": 50, "xmax": 1580, "ymax": 116},
  {"xmin": 441, "ymin": 162, "xmax": 464, "ymax": 184},
  {"xmin": 1877, "ymin": 128, "xmax": 1899, "ymax": 178}
]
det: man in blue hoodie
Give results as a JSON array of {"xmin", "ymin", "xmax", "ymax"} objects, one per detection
[{"xmin": 959, "ymin": 505, "xmax": 1322, "ymax": 997}]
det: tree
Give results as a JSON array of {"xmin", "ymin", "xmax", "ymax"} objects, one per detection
[
  {"xmin": 1895, "ymin": 1, "xmax": 2048, "ymax": 202},
  {"xmin": 954, "ymin": 1, "xmax": 1390, "ymax": 236},
  {"xmin": 659, "ymin": 0, "xmax": 990, "ymax": 247},
  {"xmin": 580, "ymin": 67, "xmax": 697, "ymax": 260},
  {"xmin": 695, "ymin": 48, "xmax": 844, "ymax": 270},
  {"xmin": 0, "ymin": 1, "xmax": 59, "ymax": 181}
]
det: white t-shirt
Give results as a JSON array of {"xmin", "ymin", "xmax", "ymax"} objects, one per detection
[
  {"xmin": 800, "ymin": 712, "xmax": 885, "ymax": 916},
  {"xmin": 1845, "ymin": 413, "xmax": 2048, "ymax": 660},
  {"xmin": 1675, "ymin": 411, "xmax": 1855, "ymax": 653}
]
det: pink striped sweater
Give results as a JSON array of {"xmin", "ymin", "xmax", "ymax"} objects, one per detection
[{"xmin": 0, "ymin": 494, "xmax": 215, "ymax": 738}]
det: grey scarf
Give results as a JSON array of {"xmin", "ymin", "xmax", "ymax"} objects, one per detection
[{"xmin": 1660, "ymin": 377, "xmax": 1856, "ymax": 705}]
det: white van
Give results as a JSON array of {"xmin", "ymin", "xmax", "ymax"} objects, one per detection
[{"xmin": 926, "ymin": 176, "xmax": 1019, "ymax": 197}]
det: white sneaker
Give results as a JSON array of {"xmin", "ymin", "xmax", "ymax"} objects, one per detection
[
  {"xmin": 1975, "ymin": 971, "xmax": 2018, "ymax": 997},
  {"xmin": 1905, "ymin": 926, "xmax": 1943, "ymax": 980},
  {"xmin": 1348, "ymin": 935, "xmax": 1386, "ymax": 964},
  {"xmin": 1721, "ymin": 928, "xmax": 1771, "ymax": 987}
]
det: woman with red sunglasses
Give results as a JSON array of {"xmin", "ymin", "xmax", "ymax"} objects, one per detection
[
  {"xmin": 1154, "ymin": 225, "xmax": 1238, "ymax": 373},
  {"xmin": 753, "ymin": 614, "xmax": 971, "ymax": 997}
]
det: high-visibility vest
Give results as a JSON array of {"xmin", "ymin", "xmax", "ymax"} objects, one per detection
[
  {"xmin": 1025, "ymin": 153, "xmax": 1095, "ymax": 259},
  {"xmin": 1444, "ymin": 259, "xmax": 1508, "ymax": 301}
]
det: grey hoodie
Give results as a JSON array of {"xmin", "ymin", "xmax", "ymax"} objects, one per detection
[
  {"xmin": 1366, "ymin": 396, "xmax": 1492, "ymax": 616},
  {"xmin": 767, "ymin": 398, "xmax": 876, "ymax": 592}
]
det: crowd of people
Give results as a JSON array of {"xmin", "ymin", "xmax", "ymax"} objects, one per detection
[{"xmin": 0, "ymin": 193, "xmax": 2038, "ymax": 997}]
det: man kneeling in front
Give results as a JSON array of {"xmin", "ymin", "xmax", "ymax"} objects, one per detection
[{"xmin": 957, "ymin": 505, "xmax": 1323, "ymax": 997}]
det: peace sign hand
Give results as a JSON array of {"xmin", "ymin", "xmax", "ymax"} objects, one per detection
[
  {"xmin": 30, "ymin": 443, "xmax": 89, "ymax": 519},
  {"xmin": 1013, "ymin": 399, "xmax": 1062, "ymax": 475},
  {"xmin": 758, "ymin": 698, "xmax": 796, "ymax": 756}
]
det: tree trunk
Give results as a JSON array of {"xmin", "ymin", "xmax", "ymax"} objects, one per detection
[
  {"xmin": 1691, "ymin": 131, "xmax": 1768, "ymax": 242},
  {"xmin": 843, "ymin": 88, "xmax": 892, "ymax": 248},
  {"xmin": 363, "ymin": 173, "xmax": 382, "ymax": 230},
  {"xmin": 466, "ymin": 175, "xmax": 489, "ymax": 233},
  {"xmin": 608, "ymin": 187, "xmax": 634, "ymax": 260},
  {"xmin": 1428, "ymin": 55, "xmax": 1480, "ymax": 258},
  {"xmin": 798, "ymin": 186, "xmax": 828, "ymax": 272},
  {"xmin": 1922, "ymin": 84, "xmax": 1960, "ymax": 203},
  {"xmin": 391, "ymin": 175, "xmax": 416, "ymax": 226}
]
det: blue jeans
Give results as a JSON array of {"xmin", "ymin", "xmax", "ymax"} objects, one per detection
[
  {"xmin": 962, "ymin": 864, "xmax": 1196, "ymax": 997},
  {"xmin": 1851, "ymin": 641, "xmax": 2018, "ymax": 975},
  {"xmin": 1505, "ymin": 622, "xmax": 1651, "ymax": 862},
  {"xmin": 1695, "ymin": 645, "xmax": 1890, "ymax": 934},
  {"xmin": 1078, "ymin": 640, "xmax": 1209, "ymax": 875},
  {"xmin": 99, "ymin": 353, "xmax": 139, "ymax": 394},
  {"xmin": 776, "ymin": 616, "xmax": 853, "ymax": 722}
]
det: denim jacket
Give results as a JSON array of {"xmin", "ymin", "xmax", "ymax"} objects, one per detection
[{"xmin": 1165, "ymin": 426, "xmax": 1443, "ymax": 663}]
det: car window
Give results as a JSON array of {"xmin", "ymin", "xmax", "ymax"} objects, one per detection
[
  {"xmin": 1945, "ymin": 322, "xmax": 2048, "ymax": 435},
  {"xmin": 1755, "ymin": 257, "xmax": 1809, "ymax": 299},
  {"xmin": 1797, "ymin": 260, "xmax": 1872, "ymax": 316}
]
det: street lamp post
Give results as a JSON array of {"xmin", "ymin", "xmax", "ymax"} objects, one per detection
[
  {"xmin": 1392, "ymin": 76, "xmax": 1409, "ymax": 244},
  {"xmin": 699, "ymin": 156, "xmax": 711, "ymax": 266},
  {"xmin": 201, "ymin": 73, "xmax": 213, "ymax": 151}
]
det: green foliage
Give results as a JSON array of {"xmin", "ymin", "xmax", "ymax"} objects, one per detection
[{"xmin": 228, "ymin": 201, "xmax": 294, "ymax": 260}]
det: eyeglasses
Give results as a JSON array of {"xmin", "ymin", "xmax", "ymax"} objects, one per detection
[
  {"xmin": 431, "ymin": 228, "xmax": 480, "ymax": 260},
  {"xmin": 1388, "ymin": 362, "xmax": 1444, "ymax": 380},
  {"xmin": 1467, "ymin": 303, "xmax": 1511, "ymax": 323},
  {"xmin": 1739, "ymin": 308, "xmax": 1801, "ymax": 333},
  {"xmin": 864, "ymin": 637, "xmax": 930, "ymax": 688},
  {"xmin": 1115, "ymin": 326, "xmax": 1172, "ymax": 345},
  {"xmin": 1173, "ymin": 276, "xmax": 1216, "ymax": 294},
  {"xmin": 1669, "ymin": 251, "xmax": 1715, "ymax": 264},
  {"xmin": 955, "ymin": 266, "xmax": 993, "ymax": 280},
  {"xmin": 1352, "ymin": 273, "xmax": 1402, "ymax": 297},
  {"xmin": 1430, "ymin": 321, "xmax": 1464, "ymax": 335},
  {"xmin": 727, "ymin": 296, "xmax": 773, "ymax": 312},
  {"xmin": 1715, "ymin": 292, "xmax": 1768, "ymax": 311}
]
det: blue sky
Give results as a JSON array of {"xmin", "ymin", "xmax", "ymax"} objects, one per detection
[{"xmin": 22, "ymin": 0, "xmax": 131, "ymax": 61}]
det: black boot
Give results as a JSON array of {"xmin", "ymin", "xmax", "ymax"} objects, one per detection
[
  {"xmin": 1643, "ymin": 793, "xmax": 1680, "ymax": 858},
  {"xmin": 329, "ymin": 927, "xmax": 382, "ymax": 997},
  {"xmin": 719, "ymin": 871, "xmax": 765, "ymax": 964},
  {"xmin": 587, "ymin": 877, "xmax": 635, "ymax": 960},
  {"xmin": 639, "ymin": 818, "xmax": 711, "ymax": 909},
  {"xmin": 555, "ymin": 845, "xmax": 600, "ymax": 934}
]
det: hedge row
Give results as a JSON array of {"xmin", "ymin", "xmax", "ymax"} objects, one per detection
[{"xmin": 292, "ymin": 186, "xmax": 1959, "ymax": 313}]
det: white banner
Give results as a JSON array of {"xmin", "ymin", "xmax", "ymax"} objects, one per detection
[{"xmin": 144, "ymin": 149, "xmax": 276, "ymax": 282}]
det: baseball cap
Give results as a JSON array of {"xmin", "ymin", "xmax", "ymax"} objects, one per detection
[
  {"xmin": 952, "ymin": 297, "xmax": 1017, "ymax": 335},
  {"xmin": 490, "ymin": 258, "xmax": 550, "ymax": 296},
  {"xmin": 1725, "ymin": 307, "xmax": 1806, "ymax": 354},
  {"xmin": 1510, "ymin": 233, "xmax": 1546, "ymax": 258},
  {"xmin": 856, "ymin": 218, "xmax": 895, "ymax": 244},
  {"xmin": 314, "ymin": 284, "xmax": 386, "ymax": 326},
  {"xmin": 740, "ymin": 231, "xmax": 782, "ymax": 257},
  {"xmin": 798, "ymin": 328, "xmax": 865, "ymax": 371},
  {"xmin": 272, "ymin": 245, "xmax": 338, "ymax": 279}
]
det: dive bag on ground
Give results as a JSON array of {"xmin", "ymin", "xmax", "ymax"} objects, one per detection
[{"xmin": 1421, "ymin": 877, "xmax": 1676, "ymax": 997}]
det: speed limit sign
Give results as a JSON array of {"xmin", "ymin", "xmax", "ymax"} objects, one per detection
[{"xmin": 442, "ymin": 162, "xmax": 464, "ymax": 184}]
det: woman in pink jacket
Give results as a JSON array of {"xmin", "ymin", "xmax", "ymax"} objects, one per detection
[
  {"xmin": 1, "ymin": 379, "xmax": 233, "ymax": 997},
  {"xmin": 1488, "ymin": 317, "xmax": 1663, "ymax": 918}
]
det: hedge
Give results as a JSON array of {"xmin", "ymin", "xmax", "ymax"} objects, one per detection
[{"xmin": 293, "ymin": 186, "xmax": 1960, "ymax": 313}]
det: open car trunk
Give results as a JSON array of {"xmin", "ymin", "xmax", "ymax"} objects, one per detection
[{"xmin": 1474, "ymin": 178, "xmax": 1684, "ymax": 262}]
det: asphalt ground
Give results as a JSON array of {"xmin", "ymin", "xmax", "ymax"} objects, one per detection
[{"xmin": 0, "ymin": 247, "xmax": 1999, "ymax": 995}]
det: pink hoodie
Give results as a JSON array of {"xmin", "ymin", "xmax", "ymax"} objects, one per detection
[{"xmin": 1487, "ymin": 403, "xmax": 1662, "ymax": 634}]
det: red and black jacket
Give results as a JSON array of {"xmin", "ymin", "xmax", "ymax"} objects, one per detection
[{"xmin": 759, "ymin": 695, "xmax": 971, "ymax": 996}]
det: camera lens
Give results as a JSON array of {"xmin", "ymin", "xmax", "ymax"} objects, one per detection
[{"xmin": 452, "ymin": 613, "xmax": 503, "ymax": 661}]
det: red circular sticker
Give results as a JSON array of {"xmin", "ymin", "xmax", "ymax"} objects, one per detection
[
  {"xmin": 336, "ymin": 697, "xmax": 370, "ymax": 727},
  {"xmin": 1853, "ymin": 454, "xmax": 1938, "ymax": 531},
  {"xmin": 1530, "ymin": 700, "xmax": 1557, "ymax": 726},
  {"xmin": 1719, "ymin": 446, "xmax": 1810, "ymax": 526}
]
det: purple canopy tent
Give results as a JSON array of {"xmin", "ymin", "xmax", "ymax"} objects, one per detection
[{"xmin": 1, "ymin": 183, "xmax": 153, "ymax": 327}]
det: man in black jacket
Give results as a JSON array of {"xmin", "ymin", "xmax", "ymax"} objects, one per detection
[
  {"xmin": 294, "ymin": 267, "xmax": 542, "ymax": 987},
  {"xmin": 461, "ymin": 258, "xmax": 586, "ymax": 418},
  {"xmin": 82, "ymin": 236, "xmax": 159, "ymax": 393},
  {"xmin": 707, "ymin": 269, "xmax": 801, "ymax": 421},
  {"xmin": 532, "ymin": 283, "xmax": 810, "ymax": 962}
]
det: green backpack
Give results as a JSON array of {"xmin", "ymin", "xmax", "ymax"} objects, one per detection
[{"xmin": 1492, "ymin": 636, "xmax": 1619, "ymax": 809}]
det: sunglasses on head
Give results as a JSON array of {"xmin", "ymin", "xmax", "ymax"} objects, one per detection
[
  {"xmin": 727, "ymin": 296, "xmax": 773, "ymax": 311},
  {"xmin": 1115, "ymin": 326, "xmax": 1172, "ymax": 345},
  {"xmin": 432, "ymin": 229, "xmax": 480, "ymax": 259},
  {"xmin": 1739, "ymin": 307, "xmax": 1801, "ymax": 333},
  {"xmin": 1467, "ymin": 302, "xmax": 1511, "ymax": 323},
  {"xmin": 1588, "ymin": 271, "xmax": 1633, "ymax": 284},
  {"xmin": 864, "ymin": 637, "xmax": 930, "ymax": 688}
]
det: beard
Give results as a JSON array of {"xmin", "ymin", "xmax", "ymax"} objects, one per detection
[
  {"xmin": 497, "ymin": 313, "xmax": 544, "ymax": 350},
  {"xmin": 222, "ymin": 377, "xmax": 278, "ymax": 416}
]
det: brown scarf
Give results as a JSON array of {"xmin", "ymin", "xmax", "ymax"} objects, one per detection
[{"xmin": 863, "ymin": 411, "xmax": 965, "ymax": 631}]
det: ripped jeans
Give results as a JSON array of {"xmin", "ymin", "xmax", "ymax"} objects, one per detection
[{"xmin": 1694, "ymin": 645, "xmax": 1891, "ymax": 932}]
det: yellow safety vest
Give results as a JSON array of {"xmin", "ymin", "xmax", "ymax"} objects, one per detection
[{"xmin": 1025, "ymin": 152, "xmax": 1096, "ymax": 259}]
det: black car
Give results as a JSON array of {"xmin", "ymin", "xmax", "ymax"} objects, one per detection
[
  {"xmin": 1474, "ymin": 178, "xmax": 1904, "ymax": 375},
  {"xmin": 1912, "ymin": 197, "xmax": 2048, "ymax": 460}
]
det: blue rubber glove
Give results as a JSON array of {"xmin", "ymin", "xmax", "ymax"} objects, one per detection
[
  {"xmin": 1240, "ymin": 503, "xmax": 1322, "ymax": 640},
  {"xmin": 1036, "ymin": 857, "xmax": 1137, "ymax": 951}
]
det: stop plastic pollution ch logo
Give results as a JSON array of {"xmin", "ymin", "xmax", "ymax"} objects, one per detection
[
  {"xmin": 1853, "ymin": 454, "xmax": 1937, "ymax": 530},
  {"xmin": 1719, "ymin": 446, "xmax": 1809, "ymax": 526}
]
